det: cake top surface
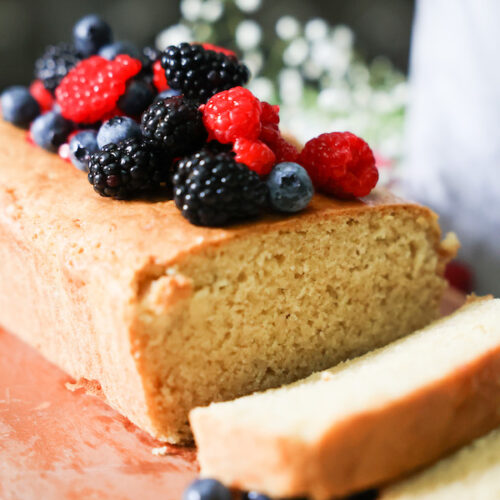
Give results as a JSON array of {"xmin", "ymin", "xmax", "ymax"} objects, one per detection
[
  {"xmin": 191, "ymin": 298, "xmax": 500, "ymax": 442},
  {"xmin": 0, "ymin": 119, "xmax": 431, "ymax": 274}
]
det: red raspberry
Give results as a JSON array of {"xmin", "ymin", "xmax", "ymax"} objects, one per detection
[
  {"xmin": 201, "ymin": 43, "xmax": 236, "ymax": 58},
  {"xmin": 299, "ymin": 132, "xmax": 379, "ymax": 198},
  {"xmin": 260, "ymin": 123, "xmax": 299, "ymax": 163},
  {"xmin": 55, "ymin": 55, "xmax": 142, "ymax": 124},
  {"xmin": 29, "ymin": 80, "xmax": 54, "ymax": 113},
  {"xmin": 153, "ymin": 60, "xmax": 169, "ymax": 92},
  {"xmin": 200, "ymin": 86, "xmax": 262, "ymax": 144},
  {"xmin": 261, "ymin": 102, "xmax": 280, "ymax": 125},
  {"xmin": 445, "ymin": 261, "xmax": 475, "ymax": 293},
  {"xmin": 233, "ymin": 138, "xmax": 276, "ymax": 176}
]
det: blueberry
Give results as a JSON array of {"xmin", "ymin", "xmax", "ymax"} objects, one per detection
[
  {"xmin": 69, "ymin": 130, "xmax": 99, "ymax": 171},
  {"xmin": 96, "ymin": 116, "xmax": 141, "ymax": 148},
  {"xmin": 73, "ymin": 14, "xmax": 113, "ymax": 57},
  {"xmin": 1, "ymin": 86, "xmax": 40, "ymax": 127},
  {"xmin": 182, "ymin": 478, "xmax": 231, "ymax": 500},
  {"xmin": 154, "ymin": 88, "xmax": 182, "ymax": 102},
  {"xmin": 267, "ymin": 162, "xmax": 314, "ymax": 213},
  {"xmin": 118, "ymin": 80, "xmax": 154, "ymax": 117},
  {"xmin": 244, "ymin": 493, "xmax": 271, "ymax": 500},
  {"xmin": 30, "ymin": 111, "xmax": 73, "ymax": 152},
  {"xmin": 99, "ymin": 41, "xmax": 141, "ymax": 60}
]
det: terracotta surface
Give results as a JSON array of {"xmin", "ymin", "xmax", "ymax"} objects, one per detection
[{"xmin": 0, "ymin": 289, "xmax": 464, "ymax": 500}]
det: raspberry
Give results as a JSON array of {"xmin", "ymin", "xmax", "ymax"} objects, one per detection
[
  {"xmin": 153, "ymin": 60, "xmax": 169, "ymax": 92},
  {"xmin": 55, "ymin": 55, "xmax": 142, "ymax": 124},
  {"xmin": 445, "ymin": 261, "xmax": 475, "ymax": 293},
  {"xmin": 233, "ymin": 138, "xmax": 275, "ymax": 176},
  {"xmin": 261, "ymin": 102, "xmax": 280, "ymax": 125},
  {"xmin": 161, "ymin": 43, "xmax": 249, "ymax": 103},
  {"xmin": 173, "ymin": 149, "xmax": 267, "ymax": 226},
  {"xmin": 200, "ymin": 87, "xmax": 261, "ymax": 144},
  {"xmin": 298, "ymin": 132, "xmax": 379, "ymax": 198},
  {"xmin": 260, "ymin": 124, "xmax": 299, "ymax": 163},
  {"xmin": 201, "ymin": 43, "xmax": 236, "ymax": 58},
  {"xmin": 29, "ymin": 80, "xmax": 54, "ymax": 113}
]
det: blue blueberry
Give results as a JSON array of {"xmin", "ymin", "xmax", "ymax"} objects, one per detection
[
  {"xmin": 244, "ymin": 493, "xmax": 271, "ymax": 500},
  {"xmin": 183, "ymin": 479, "xmax": 231, "ymax": 500},
  {"xmin": 266, "ymin": 162, "xmax": 314, "ymax": 213},
  {"xmin": 96, "ymin": 116, "xmax": 141, "ymax": 148},
  {"xmin": 1, "ymin": 86, "xmax": 40, "ymax": 127},
  {"xmin": 73, "ymin": 14, "xmax": 113, "ymax": 57},
  {"xmin": 118, "ymin": 80, "xmax": 154, "ymax": 117},
  {"xmin": 30, "ymin": 111, "xmax": 73, "ymax": 152},
  {"xmin": 99, "ymin": 41, "xmax": 141, "ymax": 60},
  {"xmin": 69, "ymin": 130, "xmax": 99, "ymax": 171},
  {"xmin": 154, "ymin": 88, "xmax": 182, "ymax": 102}
]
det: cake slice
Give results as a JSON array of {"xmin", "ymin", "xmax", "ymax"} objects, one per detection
[
  {"xmin": 190, "ymin": 298, "xmax": 500, "ymax": 498},
  {"xmin": 0, "ymin": 119, "xmax": 455, "ymax": 443},
  {"xmin": 380, "ymin": 426, "xmax": 500, "ymax": 499}
]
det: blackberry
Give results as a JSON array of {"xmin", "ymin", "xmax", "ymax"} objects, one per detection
[
  {"xmin": 35, "ymin": 43, "xmax": 82, "ymax": 93},
  {"xmin": 88, "ymin": 138, "xmax": 171, "ymax": 199},
  {"xmin": 141, "ymin": 46, "xmax": 160, "ymax": 72},
  {"xmin": 173, "ymin": 150, "xmax": 268, "ymax": 226},
  {"xmin": 161, "ymin": 43, "xmax": 250, "ymax": 103},
  {"xmin": 141, "ymin": 95, "xmax": 207, "ymax": 157}
]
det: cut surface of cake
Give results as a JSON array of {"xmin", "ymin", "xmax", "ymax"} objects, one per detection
[
  {"xmin": 190, "ymin": 298, "xmax": 500, "ymax": 498},
  {"xmin": 0, "ymin": 119, "xmax": 455, "ymax": 443},
  {"xmin": 380, "ymin": 426, "xmax": 500, "ymax": 500}
]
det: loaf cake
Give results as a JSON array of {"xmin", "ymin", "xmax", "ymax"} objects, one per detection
[
  {"xmin": 0, "ymin": 117, "xmax": 455, "ymax": 443},
  {"xmin": 190, "ymin": 298, "xmax": 500, "ymax": 498},
  {"xmin": 381, "ymin": 426, "xmax": 500, "ymax": 499}
]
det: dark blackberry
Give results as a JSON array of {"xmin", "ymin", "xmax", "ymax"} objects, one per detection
[
  {"xmin": 141, "ymin": 46, "xmax": 160, "ymax": 73},
  {"xmin": 35, "ymin": 43, "xmax": 82, "ymax": 93},
  {"xmin": 173, "ymin": 150, "xmax": 268, "ymax": 226},
  {"xmin": 88, "ymin": 138, "xmax": 171, "ymax": 199},
  {"xmin": 161, "ymin": 43, "xmax": 250, "ymax": 103},
  {"xmin": 141, "ymin": 95, "xmax": 207, "ymax": 156}
]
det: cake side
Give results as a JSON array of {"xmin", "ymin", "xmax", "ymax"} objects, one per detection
[
  {"xmin": 0, "ymin": 120, "xmax": 455, "ymax": 442},
  {"xmin": 190, "ymin": 299, "xmax": 500, "ymax": 498}
]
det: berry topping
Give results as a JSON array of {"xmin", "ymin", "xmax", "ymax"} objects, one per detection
[
  {"xmin": 299, "ymin": 131, "xmax": 379, "ymax": 198},
  {"xmin": 30, "ymin": 111, "xmax": 73, "ymax": 152},
  {"xmin": 153, "ymin": 60, "xmax": 170, "ymax": 92},
  {"xmin": 55, "ymin": 55, "xmax": 142, "ymax": 124},
  {"xmin": 142, "ymin": 46, "xmax": 161, "ymax": 70},
  {"xmin": 73, "ymin": 14, "xmax": 113, "ymax": 57},
  {"xmin": 117, "ymin": 79, "xmax": 154, "ymax": 117},
  {"xmin": 141, "ymin": 95, "xmax": 207, "ymax": 157},
  {"xmin": 97, "ymin": 116, "xmax": 142, "ymax": 149},
  {"xmin": 34, "ymin": 43, "xmax": 82, "ymax": 93},
  {"xmin": 29, "ymin": 80, "xmax": 55, "ymax": 113},
  {"xmin": 161, "ymin": 43, "xmax": 250, "ymax": 103},
  {"xmin": 201, "ymin": 86, "xmax": 262, "ymax": 144},
  {"xmin": 260, "ymin": 102, "xmax": 280, "ymax": 125},
  {"xmin": 182, "ymin": 478, "xmax": 231, "ymax": 500},
  {"xmin": 98, "ymin": 41, "xmax": 141, "ymax": 60},
  {"xmin": 88, "ymin": 138, "xmax": 170, "ymax": 199},
  {"xmin": 200, "ymin": 43, "xmax": 236, "ymax": 58},
  {"xmin": 69, "ymin": 130, "xmax": 99, "ymax": 171},
  {"xmin": 267, "ymin": 162, "xmax": 314, "ymax": 213},
  {"xmin": 1, "ymin": 86, "xmax": 40, "ymax": 127},
  {"xmin": 173, "ymin": 149, "xmax": 268, "ymax": 226},
  {"xmin": 154, "ymin": 88, "xmax": 182, "ymax": 102},
  {"xmin": 233, "ymin": 138, "xmax": 275, "ymax": 176},
  {"xmin": 445, "ymin": 261, "xmax": 475, "ymax": 293}
]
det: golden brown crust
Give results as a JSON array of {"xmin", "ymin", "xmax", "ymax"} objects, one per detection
[
  {"xmin": 192, "ymin": 323, "xmax": 500, "ymax": 499},
  {"xmin": 0, "ymin": 119, "xmax": 453, "ymax": 441}
]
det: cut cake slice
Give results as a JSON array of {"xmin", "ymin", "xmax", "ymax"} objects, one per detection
[
  {"xmin": 190, "ymin": 298, "xmax": 500, "ymax": 498},
  {"xmin": 0, "ymin": 119, "xmax": 455, "ymax": 443}
]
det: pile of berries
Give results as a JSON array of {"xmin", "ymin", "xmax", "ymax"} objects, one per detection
[{"xmin": 0, "ymin": 14, "xmax": 379, "ymax": 227}]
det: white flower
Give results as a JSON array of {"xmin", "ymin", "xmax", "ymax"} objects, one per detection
[
  {"xmin": 332, "ymin": 25, "xmax": 354, "ymax": 50},
  {"xmin": 243, "ymin": 50, "xmax": 263, "ymax": 75},
  {"xmin": 156, "ymin": 24, "xmax": 194, "ymax": 50},
  {"xmin": 247, "ymin": 77, "xmax": 275, "ymax": 102},
  {"xmin": 276, "ymin": 16, "xmax": 300, "ymax": 41},
  {"xmin": 201, "ymin": 0, "xmax": 224, "ymax": 22},
  {"xmin": 305, "ymin": 18, "xmax": 329, "ymax": 41},
  {"xmin": 235, "ymin": 20, "xmax": 262, "ymax": 50},
  {"xmin": 317, "ymin": 88, "xmax": 351, "ymax": 113},
  {"xmin": 302, "ymin": 60, "xmax": 323, "ymax": 80},
  {"xmin": 235, "ymin": 0, "xmax": 262, "ymax": 13},
  {"xmin": 283, "ymin": 37, "xmax": 309, "ymax": 67},
  {"xmin": 180, "ymin": 0, "xmax": 203, "ymax": 22},
  {"xmin": 279, "ymin": 68, "xmax": 304, "ymax": 105}
]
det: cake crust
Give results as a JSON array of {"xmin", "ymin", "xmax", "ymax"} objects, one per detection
[{"xmin": 0, "ymin": 119, "xmax": 456, "ymax": 442}]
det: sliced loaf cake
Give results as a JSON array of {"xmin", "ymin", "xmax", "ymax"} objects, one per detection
[{"xmin": 190, "ymin": 298, "xmax": 500, "ymax": 499}]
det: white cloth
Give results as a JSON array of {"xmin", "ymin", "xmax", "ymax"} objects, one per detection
[{"xmin": 404, "ymin": 0, "xmax": 500, "ymax": 294}]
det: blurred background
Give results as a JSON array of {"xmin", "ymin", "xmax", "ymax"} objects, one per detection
[{"xmin": 1, "ymin": 0, "xmax": 499, "ymax": 294}]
